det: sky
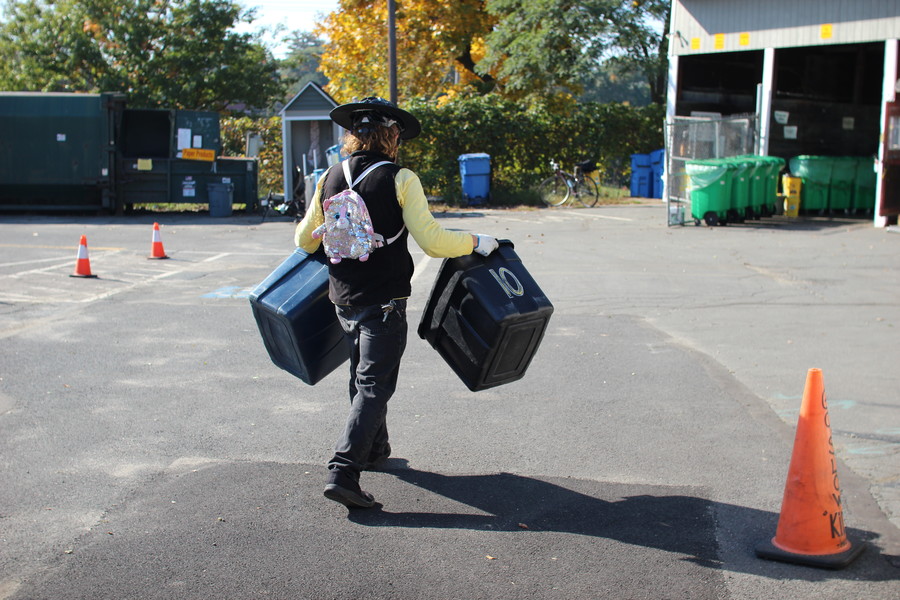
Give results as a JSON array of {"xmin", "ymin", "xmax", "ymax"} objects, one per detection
[{"xmin": 235, "ymin": 0, "xmax": 339, "ymax": 58}]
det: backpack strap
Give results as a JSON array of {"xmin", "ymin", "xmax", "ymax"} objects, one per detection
[
  {"xmin": 341, "ymin": 159, "xmax": 406, "ymax": 248},
  {"xmin": 342, "ymin": 160, "xmax": 393, "ymax": 190}
]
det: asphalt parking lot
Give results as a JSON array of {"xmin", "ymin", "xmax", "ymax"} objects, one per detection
[{"xmin": 1, "ymin": 204, "xmax": 898, "ymax": 598}]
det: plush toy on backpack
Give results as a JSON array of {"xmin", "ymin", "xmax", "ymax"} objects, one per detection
[
  {"xmin": 312, "ymin": 190, "xmax": 377, "ymax": 263},
  {"xmin": 312, "ymin": 159, "xmax": 396, "ymax": 264}
]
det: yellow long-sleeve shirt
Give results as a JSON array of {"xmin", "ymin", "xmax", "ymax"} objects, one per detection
[{"xmin": 294, "ymin": 166, "xmax": 475, "ymax": 258}]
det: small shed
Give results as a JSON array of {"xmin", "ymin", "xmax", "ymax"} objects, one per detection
[{"xmin": 280, "ymin": 82, "xmax": 342, "ymax": 205}]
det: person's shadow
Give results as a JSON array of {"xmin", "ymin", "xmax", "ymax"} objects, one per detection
[{"xmin": 348, "ymin": 463, "xmax": 895, "ymax": 581}]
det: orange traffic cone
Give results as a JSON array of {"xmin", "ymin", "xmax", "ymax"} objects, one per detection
[
  {"xmin": 148, "ymin": 222, "xmax": 169, "ymax": 259},
  {"xmin": 756, "ymin": 368, "xmax": 865, "ymax": 569},
  {"xmin": 70, "ymin": 235, "xmax": 98, "ymax": 278}
]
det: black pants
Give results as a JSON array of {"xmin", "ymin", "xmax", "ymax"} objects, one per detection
[{"xmin": 328, "ymin": 299, "xmax": 407, "ymax": 481}]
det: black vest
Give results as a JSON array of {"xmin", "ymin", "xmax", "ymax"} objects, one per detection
[{"xmin": 319, "ymin": 151, "xmax": 412, "ymax": 306}]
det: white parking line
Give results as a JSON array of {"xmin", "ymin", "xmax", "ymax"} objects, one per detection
[
  {"xmin": 0, "ymin": 256, "xmax": 78, "ymax": 268},
  {"xmin": 202, "ymin": 252, "xmax": 231, "ymax": 263},
  {"xmin": 2, "ymin": 260, "xmax": 74, "ymax": 276},
  {"xmin": 582, "ymin": 213, "xmax": 633, "ymax": 222}
]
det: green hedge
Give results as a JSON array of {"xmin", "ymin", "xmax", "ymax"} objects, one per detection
[
  {"xmin": 400, "ymin": 96, "xmax": 664, "ymax": 205},
  {"xmin": 222, "ymin": 97, "xmax": 664, "ymax": 206}
]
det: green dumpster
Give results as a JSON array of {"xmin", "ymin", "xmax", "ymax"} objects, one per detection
[
  {"xmin": 686, "ymin": 159, "xmax": 733, "ymax": 225},
  {"xmin": 0, "ymin": 91, "xmax": 124, "ymax": 211},
  {"xmin": 853, "ymin": 156, "xmax": 876, "ymax": 214},
  {"xmin": 789, "ymin": 156, "xmax": 833, "ymax": 213},
  {"xmin": 829, "ymin": 157, "xmax": 858, "ymax": 213}
]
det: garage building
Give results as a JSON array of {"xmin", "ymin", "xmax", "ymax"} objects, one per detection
[{"xmin": 666, "ymin": 0, "xmax": 900, "ymax": 226}]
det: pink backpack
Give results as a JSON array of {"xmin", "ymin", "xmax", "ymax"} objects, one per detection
[{"xmin": 312, "ymin": 160, "xmax": 405, "ymax": 264}]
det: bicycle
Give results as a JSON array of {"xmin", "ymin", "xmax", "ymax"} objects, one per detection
[
  {"xmin": 538, "ymin": 160, "xmax": 600, "ymax": 207},
  {"xmin": 258, "ymin": 190, "xmax": 306, "ymax": 222}
]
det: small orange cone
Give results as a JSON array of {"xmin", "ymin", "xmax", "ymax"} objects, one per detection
[
  {"xmin": 148, "ymin": 222, "xmax": 169, "ymax": 259},
  {"xmin": 756, "ymin": 368, "xmax": 865, "ymax": 569},
  {"xmin": 70, "ymin": 235, "xmax": 98, "ymax": 278}
]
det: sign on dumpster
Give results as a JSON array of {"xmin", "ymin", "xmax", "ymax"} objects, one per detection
[{"xmin": 182, "ymin": 148, "xmax": 216, "ymax": 161}]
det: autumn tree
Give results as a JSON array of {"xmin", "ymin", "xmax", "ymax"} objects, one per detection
[
  {"xmin": 316, "ymin": 0, "xmax": 496, "ymax": 102},
  {"xmin": 318, "ymin": 1, "xmax": 668, "ymax": 106},
  {"xmin": 0, "ymin": 0, "xmax": 284, "ymax": 111}
]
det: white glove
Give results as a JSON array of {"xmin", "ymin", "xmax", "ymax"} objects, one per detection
[{"xmin": 473, "ymin": 234, "xmax": 499, "ymax": 257}]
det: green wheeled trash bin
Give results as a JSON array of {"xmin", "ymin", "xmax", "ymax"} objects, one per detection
[
  {"xmin": 829, "ymin": 157, "xmax": 858, "ymax": 213},
  {"xmin": 724, "ymin": 157, "xmax": 753, "ymax": 222},
  {"xmin": 853, "ymin": 156, "xmax": 877, "ymax": 214},
  {"xmin": 686, "ymin": 159, "xmax": 733, "ymax": 226},
  {"xmin": 789, "ymin": 156, "xmax": 833, "ymax": 214},
  {"xmin": 738, "ymin": 155, "xmax": 768, "ymax": 218},
  {"xmin": 762, "ymin": 156, "xmax": 786, "ymax": 215}
]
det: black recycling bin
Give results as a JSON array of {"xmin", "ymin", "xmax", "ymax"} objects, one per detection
[
  {"xmin": 418, "ymin": 240, "xmax": 553, "ymax": 391},
  {"xmin": 249, "ymin": 248, "xmax": 348, "ymax": 385},
  {"xmin": 208, "ymin": 181, "xmax": 234, "ymax": 217}
]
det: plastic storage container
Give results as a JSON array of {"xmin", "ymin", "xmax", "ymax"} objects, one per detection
[
  {"xmin": 686, "ymin": 159, "xmax": 733, "ymax": 225},
  {"xmin": 789, "ymin": 156, "xmax": 833, "ymax": 213},
  {"xmin": 458, "ymin": 153, "xmax": 491, "ymax": 205},
  {"xmin": 249, "ymin": 248, "xmax": 348, "ymax": 385},
  {"xmin": 418, "ymin": 240, "xmax": 553, "ymax": 392},
  {"xmin": 630, "ymin": 153, "xmax": 651, "ymax": 198},
  {"xmin": 207, "ymin": 182, "xmax": 233, "ymax": 217}
]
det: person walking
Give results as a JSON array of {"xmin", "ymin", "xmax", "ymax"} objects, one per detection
[{"xmin": 294, "ymin": 97, "xmax": 499, "ymax": 508}]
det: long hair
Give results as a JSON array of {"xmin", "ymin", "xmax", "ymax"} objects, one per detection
[{"xmin": 341, "ymin": 124, "xmax": 400, "ymax": 161}]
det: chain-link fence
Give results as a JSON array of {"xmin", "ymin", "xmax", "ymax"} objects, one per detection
[{"xmin": 665, "ymin": 114, "xmax": 758, "ymax": 225}]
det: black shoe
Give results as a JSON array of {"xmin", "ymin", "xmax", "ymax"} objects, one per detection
[
  {"xmin": 364, "ymin": 443, "xmax": 392, "ymax": 471},
  {"xmin": 323, "ymin": 482, "xmax": 375, "ymax": 508}
]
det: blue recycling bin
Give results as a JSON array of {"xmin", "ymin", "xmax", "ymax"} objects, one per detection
[
  {"xmin": 649, "ymin": 149, "xmax": 665, "ymax": 199},
  {"xmin": 630, "ymin": 153, "xmax": 651, "ymax": 197},
  {"xmin": 458, "ymin": 153, "xmax": 491, "ymax": 205},
  {"xmin": 249, "ymin": 248, "xmax": 348, "ymax": 385},
  {"xmin": 418, "ymin": 240, "xmax": 553, "ymax": 391}
]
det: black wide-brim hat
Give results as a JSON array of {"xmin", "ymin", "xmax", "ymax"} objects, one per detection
[{"xmin": 330, "ymin": 96, "xmax": 422, "ymax": 140}]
